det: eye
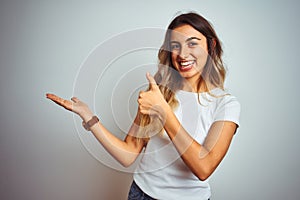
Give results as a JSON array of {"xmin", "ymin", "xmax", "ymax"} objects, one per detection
[
  {"xmin": 187, "ymin": 41, "xmax": 198, "ymax": 47},
  {"xmin": 170, "ymin": 43, "xmax": 180, "ymax": 50}
]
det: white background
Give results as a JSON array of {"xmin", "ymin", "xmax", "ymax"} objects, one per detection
[{"xmin": 1, "ymin": 0, "xmax": 299, "ymax": 199}]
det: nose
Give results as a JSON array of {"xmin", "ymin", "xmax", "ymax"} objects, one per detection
[{"xmin": 179, "ymin": 45, "xmax": 189, "ymax": 59}]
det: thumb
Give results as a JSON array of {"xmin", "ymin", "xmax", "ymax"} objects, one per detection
[{"xmin": 146, "ymin": 72, "xmax": 158, "ymax": 90}]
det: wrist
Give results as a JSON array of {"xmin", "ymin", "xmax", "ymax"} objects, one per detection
[
  {"xmin": 80, "ymin": 111, "xmax": 94, "ymax": 122},
  {"xmin": 82, "ymin": 116, "xmax": 99, "ymax": 131},
  {"xmin": 158, "ymin": 101, "xmax": 171, "ymax": 123}
]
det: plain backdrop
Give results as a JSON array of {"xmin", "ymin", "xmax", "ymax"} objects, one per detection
[{"xmin": 1, "ymin": 0, "xmax": 300, "ymax": 199}]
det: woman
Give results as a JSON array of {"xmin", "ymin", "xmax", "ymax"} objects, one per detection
[{"xmin": 46, "ymin": 12, "xmax": 240, "ymax": 200}]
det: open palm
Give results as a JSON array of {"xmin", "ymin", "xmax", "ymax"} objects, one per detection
[{"xmin": 46, "ymin": 93, "xmax": 93, "ymax": 120}]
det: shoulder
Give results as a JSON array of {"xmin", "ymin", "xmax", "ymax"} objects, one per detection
[
  {"xmin": 210, "ymin": 88, "xmax": 240, "ymax": 109},
  {"xmin": 208, "ymin": 88, "xmax": 241, "ymax": 126},
  {"xmin": 219, "ymin": 94, "xmax": 240, "ymax": 110}
]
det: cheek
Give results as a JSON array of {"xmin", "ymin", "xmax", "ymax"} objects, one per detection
[
  {"xmin": 194, "ymin": 47, "xmax": 208, "ymax": 60},
  {"xmin": 193, "ymin": 51, "xmax": 208, "ymax": 68},
  {"xmin": 171, "ymin": 53, "xmax": 178, "ymax": 65}
]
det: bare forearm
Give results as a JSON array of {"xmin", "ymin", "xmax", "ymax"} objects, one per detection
[
  {"xmin": 46, "ymin": 93, "xmax": 142, "ymax": 167},
  {"xmin": 162, "ymin": 106, "xmax": 216, "ymax": 180},
  {"xmin": 90, "ymin": 123, "xmax": 138, "ymax": 166},
  {"xmin": 83, "ymin": 115, "xmax": 142, "ymax": 167}
]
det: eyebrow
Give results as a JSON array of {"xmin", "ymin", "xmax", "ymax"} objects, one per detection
[
  {"xmin": 170, "ymin": 37, "xmax": 201, "ymax": 43},
  {"xmin": 186, "ymin": 37, "xmax": 201, "ymax": 42}
]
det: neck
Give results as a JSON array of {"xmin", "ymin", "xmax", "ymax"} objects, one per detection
[{"xmin": 181, "ymin": 77, "xmax": 216, "ymax": 93}]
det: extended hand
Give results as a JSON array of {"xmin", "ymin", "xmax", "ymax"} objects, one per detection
[
  {"xmin": 138, "ymin": 73, "xmax": 168, "ymax": 119},
  {"xmin": 46, "ymin": 93, "xmax": 93, "ymax": 121}
]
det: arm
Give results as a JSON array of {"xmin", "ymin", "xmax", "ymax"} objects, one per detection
[
  {"xmin": 88, "ymin": 112, "xmax": 146, "ymax": 167},
  {"xmin": 162, "ymin": 105, "xmax": 237, "ymax": 181},
  {"xmin": 138, "ymin": 73, "xmax": 237, "ymax": 181},
  {"xmin": 46, "ymin": 93, "xmax": 145, "ymax": 167}
]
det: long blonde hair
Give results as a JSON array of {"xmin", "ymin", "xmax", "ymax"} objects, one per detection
[{"xmin": 137, "ymin": 12, "xmax": 226, "ymax": 140}]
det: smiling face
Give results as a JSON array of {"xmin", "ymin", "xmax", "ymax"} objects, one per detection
[{"xmin": 170, "ymin": 24, "xmax": 208, "ymax": 90}]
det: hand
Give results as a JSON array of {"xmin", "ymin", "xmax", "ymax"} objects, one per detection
[
  {"xmin": 138, "ymin": 73, "xmax": 169, "ymax": 120},
  {"xmin": 46, "ymin": 93, "xmax": 93, "ymax": 121}
]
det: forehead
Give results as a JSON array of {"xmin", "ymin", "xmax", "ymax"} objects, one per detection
[{"xmin": 170, "ymin": 24, "xmax": 205, "ymax": 41}]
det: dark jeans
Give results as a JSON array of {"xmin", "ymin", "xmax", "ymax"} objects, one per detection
[
  {"xmin": 128, "ymin": 181, "xmax": 156, "ymax": 200},
  {"xmin": 128, "ymin": 181, "xmax": 210, "ymax": 200}
]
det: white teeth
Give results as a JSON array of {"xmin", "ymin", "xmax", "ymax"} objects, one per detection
[{"xmin": 180, "ymin": 61, "xmax": 194, "ymax": 66}]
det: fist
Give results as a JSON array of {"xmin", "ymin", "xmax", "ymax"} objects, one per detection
[{"xmin": 138, "ymin": 73, "xmax": 168, "ymax": 119}]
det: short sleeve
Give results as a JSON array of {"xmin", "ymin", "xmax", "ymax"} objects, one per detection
[{"xmin": 214, "ymin": 95, "xmax": 241, "ymax": 127}]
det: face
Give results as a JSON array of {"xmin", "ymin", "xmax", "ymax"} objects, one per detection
[{"xmin": 170, "ymin": 24, "xmax": 208, "ymax": 88}]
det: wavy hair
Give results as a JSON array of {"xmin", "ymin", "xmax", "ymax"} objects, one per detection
[{"xmin": 137, "ymin": 12, "xmax": 226, "ymax": 140}]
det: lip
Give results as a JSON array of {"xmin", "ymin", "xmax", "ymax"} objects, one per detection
[{"xmin": 178, "ymin": 60, "xmax": 195, "ymax": 72}]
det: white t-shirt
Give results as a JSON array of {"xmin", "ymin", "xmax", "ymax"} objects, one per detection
[{"xmin": 133, "ymin": 88, "xmax": 241, "ymax": 200}]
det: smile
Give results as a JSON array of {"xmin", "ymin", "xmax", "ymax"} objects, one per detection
[{"xmin": 179, "ymin": 60, "xmax": 195, "ymax": 71}]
